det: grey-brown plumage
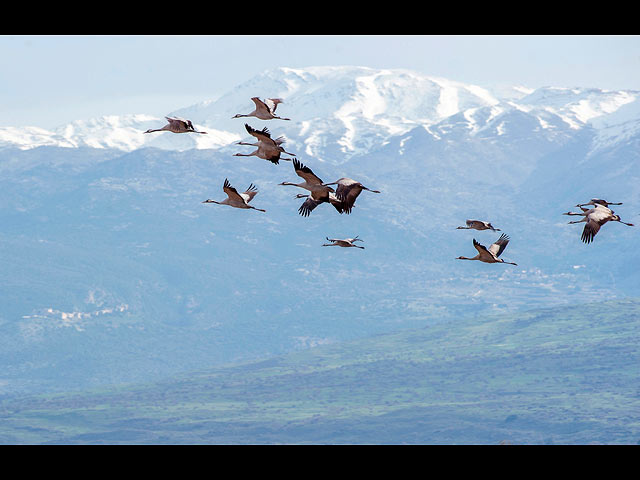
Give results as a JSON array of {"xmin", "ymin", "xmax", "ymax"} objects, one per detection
[
  {"xmin": 564, "ymin": 204, "xmax": 634, "ymax": 244},
  {"xmin": 201, "ymin": 178, "xmax": 266, "ymax": 212},
  {"xmin": 232, "ymin": 97, "xmax": 290, "ymax": 121},
  {"xmin": 456, "ymin": 219, "xmax": 501, "ymax": 231},
  {"xmin": 575, "ymin": 198, "xmax": 623, "ymax": 208},
  {"xmin": 144, "ymin": 116, "xmax": 207, "ymax": 134},
  {"xmin": 295, "ymin": 192, "xmax": 345, "ymax": 216},
  {"xmin": 456, "ymin": 233, "xmax": 517, "ymax": 265},
  {"xmin": 322, "ymin": 236, "xmax": 365, "ymax": 249},
  {"xmin": 279, "ymin": 158, "xmax": 335, "ymax": 193},
  {"xmin": 233, "ymin": 123, "xmax": 294, "ymax": 164},
  {"xmin": 321, "ymin": 177, "xmax": 380, "ymax": 214},
  {"xmin": 278, "ymin": 158, "xmax": 341, "ymax": 217}
]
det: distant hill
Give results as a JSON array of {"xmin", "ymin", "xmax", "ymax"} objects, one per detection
[{"xmin": 1, "ymin": 298, "xmax": 638, "ymax": 444}]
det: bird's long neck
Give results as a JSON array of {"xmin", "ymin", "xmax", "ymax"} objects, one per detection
[
  {"xmin": 615, "ymin": 219, "xmax": 634, "ymax": 226},
  {"xmin": 144, "ymin": 128, "xmax": 164, "ymax": 133},
  {"xmin": 457, "ymin": 256, "xmax": 478, "ymax": 261},
  {"xmin": 456, "ymin": 226, "xmax": 470, "ymax": 229}
]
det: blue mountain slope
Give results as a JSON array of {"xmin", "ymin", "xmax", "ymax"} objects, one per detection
[{"xmin": 1, "ymin": 70, "xmax": 639, "ymax": 396}]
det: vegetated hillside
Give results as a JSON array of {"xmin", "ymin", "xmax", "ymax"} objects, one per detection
[{"xmin": 1, "ymin": 298, "xmax": 638, "ymax": 444}]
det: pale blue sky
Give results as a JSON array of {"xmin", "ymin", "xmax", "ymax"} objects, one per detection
[{"xmin": 2, "ymin": 35, "xmax": 639, "ymax": 129}]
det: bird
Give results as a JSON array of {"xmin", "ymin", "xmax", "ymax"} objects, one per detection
[
  {"xmin": 322, "ymin": 236, "xmax": 365, "ymax": 249},
  {"xmin": 233, "ymin": 123, "xmax": 294, "ymax": 165},
  {"xmin": 321, "ymin": 177, "xmax": 381, "ymax": 214},
  {"xmin": 232, "ymin": 97, "xmax": 290, "ymax": 121},
  {"xmin": 575, "ymin": 198, "xmax": 623, "ymax": 208},
  {"xmin": 456, "ymin": 233, "xmax": 517, "ymax": 265},
  {"xmin": 564, "ymin": 204, "xmax": 634, "ymax": 244},
  {"xmin": 201, "ymin": 179, "xmax": 266, "ymax": 212},
  {"xmin": 456, "ymin": 219, "xmax": 501, "ymax": 231},
  {"xmin": 279, "ymin": 158, "xmax": 337, "ymax": 216},
  {"xmin": 144, "ymin": 116, "xmax": 207, "ymax": 134},
  {"xmin": 279, "ymin": 158, "xmax": 335, "ymax": 195},
  {"xmin": 294, "ymin": 192, "xmax": 345, "ymax": 216}
]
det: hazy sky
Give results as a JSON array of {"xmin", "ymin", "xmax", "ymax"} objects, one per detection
[{"xmin": 2, "ymin": 35, "xmax": 640, "ymax": 129}]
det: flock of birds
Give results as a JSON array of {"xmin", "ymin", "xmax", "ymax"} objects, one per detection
[
  {"xmin": 144, "ymin": 97, "xmax": 381, "ymax": 249},
  {"xmin": 563, "ymin": 199, "xmax": 634, "ymax": 244},
  {"xmin": 143, "ymin": 97, "xmax": 634, "ymax": 258}
]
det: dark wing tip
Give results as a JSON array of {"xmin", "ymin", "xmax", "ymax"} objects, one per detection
[
  {"xmin": 581, "ymin": 226, "xmax": 595, "ymax": 244},
  {"xmin": 266, "ymin": 153, "xmax": 281, "ymax": 164}
]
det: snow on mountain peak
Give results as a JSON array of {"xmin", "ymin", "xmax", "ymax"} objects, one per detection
[
  {"xmin": 1, "ymin": 66, "xmax": 639, "ymax": 160},
  {"xmin": 170, "ymin": 66, "xmax": 504, "ymax": 161},
  {"xmin": 0, "ymin": 113, "xmax": 239, "ymax": 152}
]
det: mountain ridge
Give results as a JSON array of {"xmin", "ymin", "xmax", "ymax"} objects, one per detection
[{"xmin": 2, "ymin": 66, "xmax": 639, "ymax": 161}]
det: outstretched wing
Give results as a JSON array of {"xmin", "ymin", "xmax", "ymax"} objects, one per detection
[
  {"xmin": 581, "ymin": 208, "xmax": 612, "ymax": 244},
  {"xmin": 334, "ymin": 178, "xmax": 362, "ymax": 213},
  {"xmin": 264, "ymin": 98, "xmax": 283, "ymax": 113},
  {"xmin": 250, "ymin": 97, "xmax": 271, "ymax": 115},
  {"xmin": 581, "ymin": 219, "xmax": 602, "ymax": 244},
  {"xmin": 245, "ymin": 123, "xmax": 273, "ymax": 142},
  {"xmin": 293, "ymin": 158, "xmax": 324, "ymax": 185},
  {"xmin": 165, "ymin": 116, "xmax": 188, "ymax": 128},
  {"xmin": 466, "ymin": 220, "xmax": 481, "ymax": 228},
  {"xmin": 243, "ymin": 183, "xmax": 259, "ymax": 202},
  {"xmin": 328, "ymin": 193, "xmax": 345, "ymax": 214},
  {"xmin": 298, "ymin": 197, "xmax": 322, "ymax": 217},
  {"xmin": 473, "ymin": 238, "xmax": 489, "ymax": 256},
  {"xmin": 223, "ymin": 178, "xmax": 246, "ymax": 204},
  {"xmin": 488, "ymin": 233, "xmax": 510, "ymax": 258}
]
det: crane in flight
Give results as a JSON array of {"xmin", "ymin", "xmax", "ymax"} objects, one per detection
[
  {"xmin": 144, "ymin": 116, "xmax": 207, "ymax": 134},
  {"xmin": 456, "ymin": 233, "xmax": 517, "ymax": 265},
  {"xmin": 232, "ymin": 97, "xmax": 290, "ymax": 121},
  {"xmin": 201, "ymin": 179, "xmax": 266, "ymax": 212}
]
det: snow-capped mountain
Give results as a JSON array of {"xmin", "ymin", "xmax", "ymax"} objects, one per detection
[
  {"xmin": 2, "ymin": 65, "xmax": 640, "ymax": 397},
  {"xmin": 3, "ymin": 65, "xmax": 638, "ymax": 161}
]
